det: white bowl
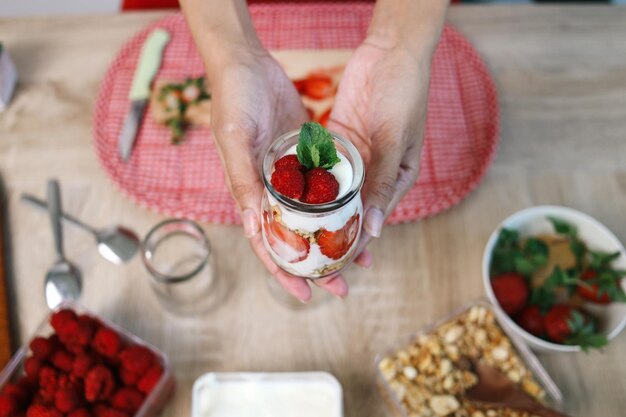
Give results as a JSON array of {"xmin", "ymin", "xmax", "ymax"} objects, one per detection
[{"xmin": 482, "ymin": 205, "xmax": 626, "ymax": 352}]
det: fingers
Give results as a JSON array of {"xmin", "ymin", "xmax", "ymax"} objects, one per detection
[
  {"xmin": 248, "ymin": 232, "xmax": 313, "ymax": 302},
  {"xmin": 362, "ymin": 146, "xmax": 403, "ymax": 238},
  {"xmin": 312, "ymin": 274, "xmax": 349, "ymax": 298}
]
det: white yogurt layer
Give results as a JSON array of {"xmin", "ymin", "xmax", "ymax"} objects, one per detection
[{"xmin": 193, "ymin": 373, "xmax": 342, "ymax": 417}]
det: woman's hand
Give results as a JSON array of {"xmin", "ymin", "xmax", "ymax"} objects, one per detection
[
  {"xmin": 327, "ymin": 37, "xmax": 437, "ymax": 255},
  {"xmin": 209, "ymin": 50, "xmax": 363, "ymax": 302}
]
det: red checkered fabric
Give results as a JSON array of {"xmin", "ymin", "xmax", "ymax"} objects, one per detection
[{"xmin": 93, "ymin": 3, "xmax": 499, "ymax": 225}]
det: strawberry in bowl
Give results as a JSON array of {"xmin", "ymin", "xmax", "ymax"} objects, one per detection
[
  {"xmin": 261, "ymin": 122, "xmax": 365, "ymax": 279},
  {"xmin": 483, "ymin": 206, "xmax": 626, "ymax": 352}
]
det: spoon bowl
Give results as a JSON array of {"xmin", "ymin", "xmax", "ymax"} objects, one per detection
[
  {"xmin": 45, "ymin": 262, "xmax": 82, "ymax": 309},
  {"xmin": 460, "ymin": 357, "xmax": 570, "ymax": 417},
  {"xmin": 44, "ymin": 180, "xmax": 83, "ymax": 309},
  {"xmin": 96, "ymin": 226, "xmax": 140, "ymax": 264}
]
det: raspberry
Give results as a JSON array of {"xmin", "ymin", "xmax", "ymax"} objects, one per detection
[
  {"xmin": 274, "ymin": 155, "xmax": 304, "ymax": 172},
  {"xmin": 118, "ymin": 346, "xmax": 155, "ymax": 375},
  {"xmin": 102, "ymin": 410, "xmax": 128, "ymax": 417},
  {"xmin": 84, "ymin": 366, "xmax": 115, "ymax": 403},
  {"xmin": 72, "ymin": 353, "xmax": 97, "ymax": 379},
  {"xmin": 302, "ymin": 168, "xmax": 339, "ymax": 204},
  {"xmin": 54, "ymin": 388, "xmax": 80, "ymax": 413},
  {"xmin": 118, "ymin": 369, "xmax": 139, "ymax": 387},
  {"xmin": 50, "ymin": 309, "xmax": 78, "ymax": 334},
  {"xmin": 26, "ymin": 405, "xmax": 62, "ymax": 417},
  {"xmin": 29, "ymin": 337, "xmax": 53, "ymax": 360},
  {"xmin": 51, "ymin": 350, "xmax": 74, "ymax": 373},
  {"xmin": 270, "ymin": 167, "xmax": 305, "ymax": 199},
  {"xmin": 68, "ymin": 409, "xmax": 91, "ymax": 417},
  {"xmin": 110, "ymin": 388, "xmax": 144, "ymax": 414},
  {"xmin": 38, "ymin": 367, "xmax": 59, "ymax": 394},
  {"xmin": 92, "ymin": 328, "xmax": 121, "ymax": 358},
  {"xmin": 2, "ymin": 381, "xmax": 31, "ymax": 405},
  {"xmin": 0, "ymin": 395, "xmax": 19, "ymax": 417},
  {"xmin": 137, "ymin": 365, "xmax": 163, "ymax": 394},
  {"xmin": 24, "ymin": 357, "xmax": 42, "ymax": 382},
  {"xmin": 91, "ymin": 405, "xmax": 128, "ymax": 417}
]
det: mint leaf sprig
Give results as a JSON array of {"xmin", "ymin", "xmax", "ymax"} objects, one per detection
[{"xmin": 296, "ymin": 122, "xmax": 341, "ymax": 170}]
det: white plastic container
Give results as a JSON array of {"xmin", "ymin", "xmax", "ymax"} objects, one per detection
[
  {"xmin": 192, "ymin": 372, "xmax": 343, "ymax": 417},
  {"xmin": 0, "ymin": 44, "xmax": 17, "ymax": 112}
]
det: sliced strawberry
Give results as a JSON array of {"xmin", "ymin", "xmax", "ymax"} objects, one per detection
[
  {"xmin": 316, "ymin": 108, "xmax": 331, "ymax": 127},
  {"xmin": 303, "ymin": 75, "xmax": 333, "ymax": 100},
  {"xmin": 490, "ymin": 273, "xmax": 528, "ymax": 316},
  {"xmin": 263, "ymin": 211, "xmax": 310, "ymax": 263},
  {"xmin": 293, "ymin": 79, "xmax": 306, "ymax": 94},
  {"xmin": 316, "ymin": 213, "xmax": 360, "ymax": 260},
  {"xmin": 577, "ymin": 269, "xmax": 614, "ymax": 304}
]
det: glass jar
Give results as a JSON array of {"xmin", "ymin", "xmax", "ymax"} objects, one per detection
[{"xmin": 261, "ymin": 128, "xmax": 364, "ymax": 279}]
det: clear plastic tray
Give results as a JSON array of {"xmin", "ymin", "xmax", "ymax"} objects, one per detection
[
  {"xmin": 0, "ymin": 301, "xmax": 175, "ymax": 417},
  {"xmin": 192, "ymin": 371, "xmax": 343, "ymax": 417},
  {"xmin": 374, "ymin": 299, "xmax": 563, "ymax": 416}
]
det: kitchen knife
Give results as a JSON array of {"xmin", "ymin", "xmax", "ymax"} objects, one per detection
[{"xmin": 118, "ymin": 29, "xmax": 170, "ymax": 161}]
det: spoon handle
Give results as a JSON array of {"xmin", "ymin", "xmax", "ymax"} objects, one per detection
[
  {"xmin": 21, "ymin": 194, "xmax": 97, "ymax": 234},
  {"xmin": 47, "ymin": 180, "xmax": 65, "ymax": 262}
]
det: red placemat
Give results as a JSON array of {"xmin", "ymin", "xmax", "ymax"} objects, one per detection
[{"xmin": 93, "ymin": 3, "xmax": 499, "ymax": 225}]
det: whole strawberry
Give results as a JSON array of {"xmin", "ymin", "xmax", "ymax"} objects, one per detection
[
  {"xmin": 516, "ymin": 305, "xmax": 545, "ymax": 337},
  {"xmin": 544, "ymin": 305, "xmax": 607, "ymax": 351},
  {"xmin": 490, "ymin": 273, "xmax": 528, "ymax": 316},
  {"xmin": 270, "ymin": 167, "xmax": 305, "ymax": 200},
  {"xmin": 303, "ymin": 168, "xmax": 339, "ymax": 204},
  {"xmin": 274, "ymin": 155, "xmax": 304, "ymax": 172}
]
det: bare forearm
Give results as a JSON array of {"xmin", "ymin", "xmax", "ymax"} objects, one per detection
[
  {"xmin": 368, "ymin": 0, "xmax": 449, "ymax": 57},
  {"xmin": 179, "ymin": 0, "xmax": 265, "ymax": 72}
]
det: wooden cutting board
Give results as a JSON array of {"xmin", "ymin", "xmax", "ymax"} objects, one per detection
[{"xmin": 0, "ymin": 177, "xmax": 12, "ymax": 368}]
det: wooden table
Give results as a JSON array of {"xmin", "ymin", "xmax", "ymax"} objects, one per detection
[{"xmin": 1, "ymin": 5, "xmax": 626, "ymax": 416}]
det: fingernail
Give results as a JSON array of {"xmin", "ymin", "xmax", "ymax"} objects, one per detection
[
  {"xmin": 364, "ymin": 207, "xmax": 384, "ymax": 238},
  {"xmin": 242, "ymin": 208, "xmax": 259, "ymax": 238},
  {"xmin": 299, "ymin": 298, "xmax": 310, "ymax": 304}
]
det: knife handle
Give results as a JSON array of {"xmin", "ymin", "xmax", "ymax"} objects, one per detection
[{"xmin": 129, "ymin": 29, "xmax": 170, "ymax": 101}]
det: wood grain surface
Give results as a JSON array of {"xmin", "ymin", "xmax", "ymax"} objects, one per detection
[{"xmin": 1, "ymin": 5, "xmax": 626, "ymax": 416}]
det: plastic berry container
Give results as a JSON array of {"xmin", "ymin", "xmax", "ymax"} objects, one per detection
[
  {"xmin": 0, "ymin": 301, "xmax": 175, "ymax": 417},
  {"xmin": 374, "ymin": 299, "xmax": 563, "ymax": 417}
]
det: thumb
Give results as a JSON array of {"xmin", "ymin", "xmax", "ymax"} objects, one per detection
[
  {"xmin": 361, "ymin": 145, "xmax": 402, "ymax": 238},
  {"xmin": 215, "ymin": 125, "xmax": 265, "ymax": 238}
]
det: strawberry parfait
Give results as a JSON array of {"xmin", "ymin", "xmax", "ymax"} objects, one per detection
[{"xmin": 261, "ymin": 122, "xmax": 364, "ymax": 278}]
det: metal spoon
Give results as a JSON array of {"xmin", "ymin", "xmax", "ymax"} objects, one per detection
[
  {"xmin": 45, "ymin": 180, "xmax": 82, "ymax": 309},
  {"xmin": 460, "ymin": 357, "xmax": 569, "ymax": 417},
  {"xmin": 21, "ymin": 194, "xmax": 139, "ymax": 264}
]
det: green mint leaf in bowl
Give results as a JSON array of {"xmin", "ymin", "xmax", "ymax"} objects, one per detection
[{"xmin": 297, "ymin": 122, "xmax": 341, "ymax": 170}]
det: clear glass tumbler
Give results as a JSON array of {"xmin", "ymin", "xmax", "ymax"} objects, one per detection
[
  {"xmin": 261, "ymin": 128, "xmax": 365, "ymax": 279},
  {"xmin": 142, "ymin": 219, "xmax": 220, "ymax": 316}
]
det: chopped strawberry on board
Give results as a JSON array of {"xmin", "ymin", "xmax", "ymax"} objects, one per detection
[
  {"xmin": 303, "ymin": 74, "xmax": 334, "ymax": 100},
  {"xmin": 293, "ymin": 79, "xmax": 306, "ymax": 94},
  {"xmin": 302, "ymin": 168, "xmax": 339, "ymax": 204},
  {"xmin": 490, "ymin": 273, "xmax": 528, "ymax": 316},
  {"xmin": 263, "ymin": 212, "xmax": 310, "ymax": 263},
  {"xmin": 316, "ymin": 108, "xmax": 331, "ymax": 127},
  {"xmin": 316, "ymin": 213, "xmax": 360, "ymax": 260}
]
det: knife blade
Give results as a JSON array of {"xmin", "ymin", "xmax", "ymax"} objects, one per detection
[{"xmin": 118, "ymin": 28, "xmax": 170, "ymax": 161}]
